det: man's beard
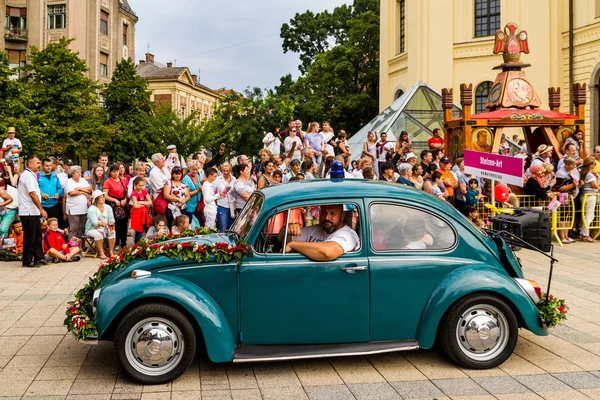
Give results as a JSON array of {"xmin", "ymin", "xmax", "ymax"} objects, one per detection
[{"xmin": 322, "ymin": 221, "xmax": 336, "ymax": 234}]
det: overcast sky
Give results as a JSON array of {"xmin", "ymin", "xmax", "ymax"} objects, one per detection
[{"xmin": 129, "ymin": 0, "xmax": 350, "ymax": 92}]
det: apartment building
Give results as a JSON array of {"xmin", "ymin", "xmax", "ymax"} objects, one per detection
[
  {"xmin": 380, "ymin": 0, "xmax": 600, "ymax": 147},
  {"xmin": 136, "ymin": 53, "xmax": 222, "ymax": 122},
  {"xmin": 2, "ymin": 0, "xmax": 137, "ymax": 81}
]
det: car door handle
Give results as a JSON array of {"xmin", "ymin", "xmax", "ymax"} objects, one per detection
[{"xmin": 339, "ymin": 266, "xmax": 367, "ymax": 272}]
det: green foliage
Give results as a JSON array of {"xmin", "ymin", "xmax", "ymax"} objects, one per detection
[
  {"xmin": 200, "ymin": 88, "xmax": 295, "ymax": 157},
  {"xmin": 24, "ymin": 37, "xmax": 107, "ymax": 159},
  {"xmin": 103, "ymin": 58, "xmax": 160, "ymax": 161},
  {"xmin": 538, "ymin": 293, "xmax": 568, "ymax": 328},
  {"xmin": 277, "ymin": 0, "xmax": 380, "ymax": 134},
  {"xmin": 148, "ymin": 105, "xmax": 205, "ymax": 158}
]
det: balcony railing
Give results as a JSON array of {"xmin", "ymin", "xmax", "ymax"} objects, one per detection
[{"xmin": 4, "ymin": 27, "xmax": 28, "ymax": 42}]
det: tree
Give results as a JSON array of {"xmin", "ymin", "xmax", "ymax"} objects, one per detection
[
  {"xmin": 24, "ymin": 37, "xmax": 107, "ymax": 159},
  {"xmin": 0, "ymin": 51, "xmax": 42, "ymax": 154},
  {"xmin": 103, "ymin": 58, "xmax": 159, "ymax": 161},
  {"xmin": 147, "ymin": 105, "xmax": 205, "ymax": 159},
  {"xmin": 200, "ymin": 88, "xmax": 295, "ymax": 158},
  {"xmin": 276, "ymin": 2, "xmax": 380, "ymax": 133}
]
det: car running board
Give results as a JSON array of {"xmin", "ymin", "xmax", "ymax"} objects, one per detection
[{"xmin": 232, "ymin": 340, "xmax": 419, "ymax": 362}]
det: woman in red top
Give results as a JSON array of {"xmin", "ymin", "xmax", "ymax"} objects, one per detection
[{"xmin": 103, "ymin": 164, "xmax": 129, "ymax": 249}]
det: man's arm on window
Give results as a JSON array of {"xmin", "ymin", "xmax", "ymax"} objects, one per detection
[{"xmin": 286, "ymin": 241, "xmax": 344, "ymax": 262}]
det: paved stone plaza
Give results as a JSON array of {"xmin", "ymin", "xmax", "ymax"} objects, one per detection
[{"xmin": 0, "ymin": 242, "xmax": 599, "ymax": 399}]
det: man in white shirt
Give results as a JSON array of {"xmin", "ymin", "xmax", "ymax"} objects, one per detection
[
  {"xmin": 149, "ymin": 153, "xmax": 171, "ymax": 200},
  {"xmin": 165, "ymin": 145, "xmax": 187, "ymax": 175},
  {"xmin": 2, "ymin": 127, "xmax": 22, "ymax": 163},
  {"xmin": 278, "ymin": 204, "xmax": 360, "ymax": 261},
  {"xmin": 19, "ymin": 155, "xmax": 48, "ymax": 268}
]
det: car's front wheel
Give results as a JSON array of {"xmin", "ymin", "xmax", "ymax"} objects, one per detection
[
  {"xmin": 439, "ymin": 293, "xmax": 518, "ymax": 369},
  {"xmin": 114, "ymin": 303, "xmax": 196, "ymax": 384}
]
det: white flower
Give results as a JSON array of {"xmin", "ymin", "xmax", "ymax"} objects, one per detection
[
  {"xmin": 193, "ymin": 243, "xmax": 199, "ymax": 251},
  {"xmin": 177, "ymin": 244, "xmax": 183, "ymax": 251}
]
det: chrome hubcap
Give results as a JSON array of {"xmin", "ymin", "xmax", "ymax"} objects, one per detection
[
  {"xmin": 124, "ymin": 317, "xmax": 184, "ymax": 376},
  {"xmin": 456, "ymin": 305, "xmax": 509, "ymax": 362}
]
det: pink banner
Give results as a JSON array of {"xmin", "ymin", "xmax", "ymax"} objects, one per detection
[{"xmin": 463, "ymin": 149, "xmax": 524, "ymax": 187}]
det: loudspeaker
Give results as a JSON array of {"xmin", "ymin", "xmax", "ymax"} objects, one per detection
[{"xmin": 490, "ymin": 208, "xmax": 552, "ymax": 252}]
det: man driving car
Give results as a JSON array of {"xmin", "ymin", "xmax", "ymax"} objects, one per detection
[{"xmin": 278, "ymin": 204, "xmax": 359, "ymax": 261}]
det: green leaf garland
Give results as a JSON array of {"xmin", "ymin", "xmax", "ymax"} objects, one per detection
[{"xmin": 64, "ymin": 228, "xmax": 249, "ymax": 340}]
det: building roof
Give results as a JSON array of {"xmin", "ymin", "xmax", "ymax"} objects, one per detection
[
  {"xmin": 118, "ymin": 0, "xmax": 137, "ymax": 17},
  {"xmin": 136, "ymin": 62, "xmax": 188, "ymax": 80}
]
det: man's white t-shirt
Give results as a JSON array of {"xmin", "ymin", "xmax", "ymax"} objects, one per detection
[
  {"xmin": 18, "ymin": 169, "xmax": 41, "ymax": 216},
  {"xmin": 292, "ymin": 225, "xmax": 360, "ymax": 253},
  {"xmin": 149, "ymin": 166, "xmax": 171, "ymax": 199},
  {"xmin": 3, "ymin": 138, "xmax": 22, "ymax": 162},
  {"xmin": 165, "ymin": 153, "xmax": 187, "ymax": 172}
]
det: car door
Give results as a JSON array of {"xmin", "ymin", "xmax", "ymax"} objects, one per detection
[
  {"xmin": 367, "ymin": 201, "xmax": 462, "ymax": 341},
  {"xmin": 238, "ymin": 200, "xmax": 369, "ymax": 345}
]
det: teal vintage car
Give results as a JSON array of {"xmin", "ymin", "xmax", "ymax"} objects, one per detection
[{"xmin": 89, "ymin": 179, "xmax": 547, "ymax": 384}]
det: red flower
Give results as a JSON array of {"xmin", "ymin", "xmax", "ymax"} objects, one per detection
[
  {"xmin": 558, "ymin": 305, "xmax": 567, "ymax": 313},
  {"xmin": 150, "ymin": 244, "xmax": 160, "ymax": 250},
  {"xmin": 548, "ymin": 295, "xmax": 554, "ymax": 300}
]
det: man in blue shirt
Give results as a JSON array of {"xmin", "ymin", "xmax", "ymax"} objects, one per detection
[{"xmin": 38, "ymin": 158, "xmax": 64, "ymax": 227}]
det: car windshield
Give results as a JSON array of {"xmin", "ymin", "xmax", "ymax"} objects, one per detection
[{"xmin": 230, "ymin": 193, "xmax": 264, "ymax": 242}]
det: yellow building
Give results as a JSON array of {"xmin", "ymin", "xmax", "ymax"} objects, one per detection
[
  {"xmin": 136, "ymin": 53, "xmax": 222, "ymax": 122},
  {"xmin": 2, "ymin": 0, "xmax": 137, "ymax": 82},
  {"xmin": 380, "ymin": 0, "xmax": 600, "ymax": 148}
]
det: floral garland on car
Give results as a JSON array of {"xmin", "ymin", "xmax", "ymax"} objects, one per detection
[
  {"xmin": 537, "ymin": 293, "xmax": 568, "ymax": 328},
  {"xmin": 64, "ymin": 228, "xmax": 250, "ymax": 340}
]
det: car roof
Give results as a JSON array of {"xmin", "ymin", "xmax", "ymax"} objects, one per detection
[{"xmin": 259, "ymin": 179, "xmax": 457, "ymax": 214}]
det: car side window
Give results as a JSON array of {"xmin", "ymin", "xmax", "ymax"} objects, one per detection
[
  {"xmin": 370, "ymin": 203, "xmax": 456, "ymax": 252},
  {"xmin": 254, "ymin": 204, "xmax": 361, "ymax": 255}
]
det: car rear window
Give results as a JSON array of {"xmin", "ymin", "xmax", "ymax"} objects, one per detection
[{"xmin": 370, "ymin": 203, "xmax": 456, "ymax": 251}]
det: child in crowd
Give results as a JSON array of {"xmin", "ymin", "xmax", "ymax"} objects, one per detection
[
  {"xmin": 465, "ymin": 205, "xmax": 485, "ymax": 229},
  {"xmin": 145, "ymin": 215, "xmax": 169, "ymax": 240},
  {"xmin": 171, "ymin": 215, "xmax": 190, "ymax": 235},
  {"xmin": 43, "ymin": 218, "xmax": 81, "ymax": 262},
  {"xmin": 302, "ymin": 159, "xmax": 315, "ymax": 180},
  {"xmin": 466, "ymin": 178, "xmax": 481, "ymax": 206},
  {"xmin": 8, "ymin": 220, "xmax": 23, "ymax": 255},
  {"xmin": 202, "ymin": 168, "xmax": 224, "ymax": 229},
  {"xmin": 130, "ymin": 176, "xmax": 152, "ymax": 243}
]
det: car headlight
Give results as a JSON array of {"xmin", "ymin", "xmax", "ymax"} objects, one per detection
[{"xmin": 92, "ymin": 288, "xmax": 101, "ymax": 317}]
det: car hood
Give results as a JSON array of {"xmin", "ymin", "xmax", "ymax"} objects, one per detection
[{"xmin": 98, "ymin": 233, "xmax": 238, "ymax": 288}]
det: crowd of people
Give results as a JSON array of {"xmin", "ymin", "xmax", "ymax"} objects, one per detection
[{"xmin": 1, "ymin": 121, "xmax": 599, "ymax": 267}]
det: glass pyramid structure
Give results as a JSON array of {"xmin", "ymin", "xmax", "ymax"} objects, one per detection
[{"xmin": 347, "ymin": 81, "xmax": 462, "ymax": 159}]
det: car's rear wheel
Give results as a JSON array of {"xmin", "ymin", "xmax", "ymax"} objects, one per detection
[
  {"xmin": 439, "ymin": 293, "xmax": 518, "ymax": 369},
  {"xmin": 114, "ymin": 303, "xmax": 196, "ymax": 384}
]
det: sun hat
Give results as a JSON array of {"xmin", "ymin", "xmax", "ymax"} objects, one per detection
[
  {"xmin": 91, "ymin": 190, "xmax": 104, "ymax": 204},
  {"xmin": 7, "ymin": 127, "xmax": 15, "ymax": 134},
  {"xmin": 406, "ymin": 152, "xmax": 417, "ymax": 160},
  {"xmin": 167, "ymin": 144, "xmax": 176, "ymax": 150},
  {"xmin": 535, "ymin": 144, "xmax": 553, "ymax": 155}
]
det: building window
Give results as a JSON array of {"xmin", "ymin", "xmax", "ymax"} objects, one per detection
[
  {"xmin": 99, "ymin": 52, "xmax": 108, "ymax": 77},
  {"xmin": 475, "ymin": 81, "xmax": 493, "ymax": 113},
  {"xmin": 474, "ymin": 0, "xmax": 500, "ymax": 38},
  {"xmin": 100, "ymin": 11, "xmax": 109, "ymax": 35},
  {"xmin": 7, "ymin": 49, "xmax": 26, "ymax": 78},
  {"xmin": 5, "ymin": 7, "xmax": 27, "ymax": 34},
  {"xmin": 399, "ymin": 0, "xmax": 406, "ymax": 53},
  {"xmin": 122, "ymin": 23, "xmax": 128, "ymax": 45},
  {"xmin": 48, "ymin": 4, "xmax": 66, "ymax": 29}
]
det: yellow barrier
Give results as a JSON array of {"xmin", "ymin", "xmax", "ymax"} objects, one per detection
[
  {"xmin": 581, "ymin": 193, "xmax": 600, "ymax": 240},
  {"xmin": 478, "ymin": 193, "xmax": 575, "ymax": 247}
]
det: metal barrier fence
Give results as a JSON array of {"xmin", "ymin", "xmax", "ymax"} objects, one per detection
[
  {"xmin": 581, "ymin": 193, "xmax": 600, "ymax": 240},
  {"xmin": 477, "ymin": 193, "xmax": 575, "ymax": 247}
]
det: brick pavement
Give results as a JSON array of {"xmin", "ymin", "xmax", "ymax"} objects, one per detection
[{"xmin": 0, "ymin": 242, "xmax": 599, "ymax": 399}]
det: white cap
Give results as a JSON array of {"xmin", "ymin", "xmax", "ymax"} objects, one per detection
[
  {"xmin": 406, "ymin": 152, "xmax": 417, "ymax": 160},
  {"xmin": 167, "ymin": 144, "xmax": 176, "ymax": 150},
  {"xmin": 91, "ymin": 190, "xmax": 104, "ymax": 204}
]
